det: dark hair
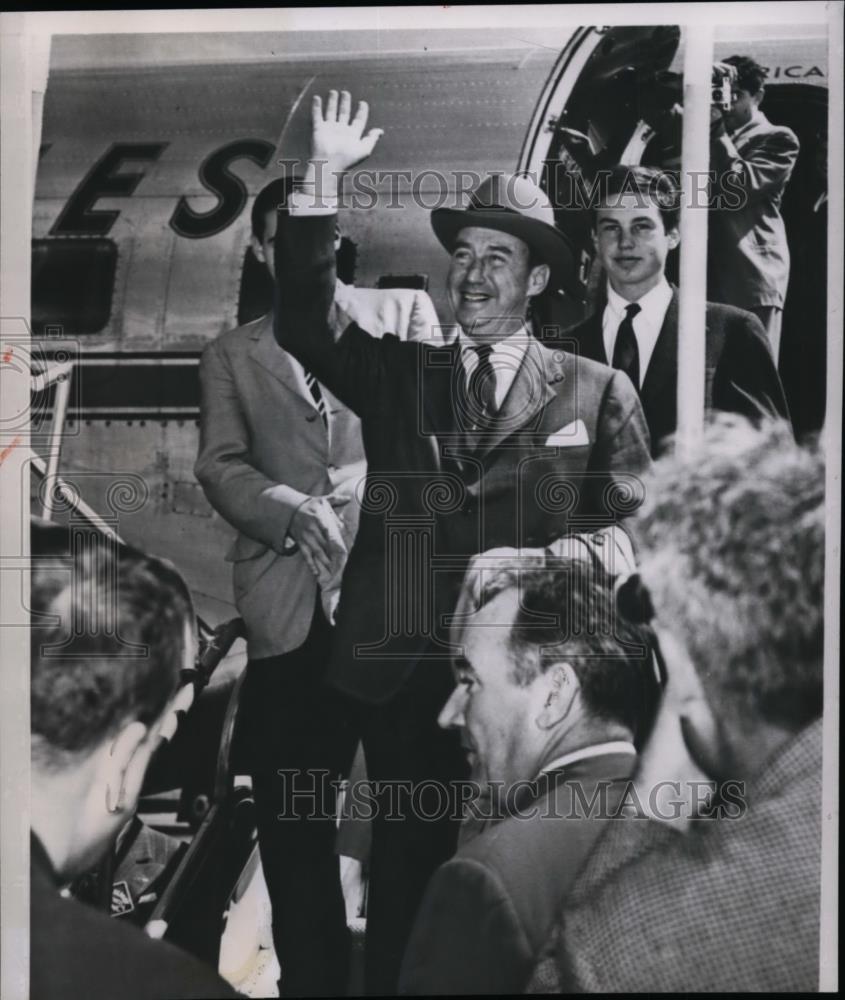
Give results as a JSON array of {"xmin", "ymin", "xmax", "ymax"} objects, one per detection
[
  {"xmin": 723, "ymin": 55, "xmax": 767, "ymax": 96},
  {"xmin": 30, "ymin": 520, "xmax": 194, "ymax": 770},
  {"xmin": 250, "ymin": 176, "xmax": 298, "ymax": 241},
  {"xmin": 481, "ymin": 559, "xmax": 659, "ymax": 739},
  {"xmin": 591, "ymin": 164, "xmax": 680, "ymax": 233}
]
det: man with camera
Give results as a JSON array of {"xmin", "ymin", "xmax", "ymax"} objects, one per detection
[{"xmin": 707, "ymin": 55, "xmax": 800, "ymax": 361}]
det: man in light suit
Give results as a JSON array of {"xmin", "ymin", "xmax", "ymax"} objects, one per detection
[
  {"xmin": 561, "ymin": 165, "xmax": 787, "ymax": 457},
  {"xmin": 529, "ymin": 415, "xmax": 824, "ymax": 992},
  {"xmin": 195, "ymin": 176, "xmax": 439, "ymax": 997},
  {"xmin": 399, "ymin": 556, "xmax": 658, "ymax": 995},
  {"xmin": 274, "ymin": 91, "xmax": 651, "ymax": 993},
  {"xmin": 708, "ymin": 55, "xmax": 800, "ymax": 360}
]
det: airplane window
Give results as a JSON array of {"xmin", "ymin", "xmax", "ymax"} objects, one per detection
[{"xmin": 31, "ymin": 238, "xmax": 116, "ymax": 337}]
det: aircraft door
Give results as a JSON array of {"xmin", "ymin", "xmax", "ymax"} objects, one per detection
[{"xmin": 519, "ymin": 26, "xmax": 682, "ymax": 332}]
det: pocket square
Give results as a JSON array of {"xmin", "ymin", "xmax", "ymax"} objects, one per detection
[{"xmin": 545, "ymin": 419, "xmax": 589, "ymax": 447}]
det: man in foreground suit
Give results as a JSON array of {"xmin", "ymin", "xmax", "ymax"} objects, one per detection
[
  {"xmin": 562, "ymin": 165, "xmax": 787, "ymax": 457},
  {"xmin": 399, "ymin": 557, "xmax": 657, "ymax": 995},
  {"xmin": 30, "ymin": 521, "xmax": 239, "ymax": 1000},
  {"xmin": 195, "ymin": 177, "xmax": 439, "ymax": 996},
  {"xmin": 529, "ymin": 416, "xmax": 824, "ymax": 992},
  {"xmin": 274, "ymin": 90, "xmax": 651, "ymax": 993}
]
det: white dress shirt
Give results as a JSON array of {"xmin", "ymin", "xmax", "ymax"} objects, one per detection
[
  {"xmin": 458, "ymin": 325, "xmax": 531, "ymax": 412},
  {"xmin": 602, "ymin": 277, "xmax": 673, "ymax": 388}
]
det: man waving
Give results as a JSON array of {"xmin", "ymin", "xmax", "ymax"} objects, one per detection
[{"xmin": 274, "ymin": 90, "xmax": 650, "ymax": 993}]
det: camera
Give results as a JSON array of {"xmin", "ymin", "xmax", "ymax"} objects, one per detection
[{"xmin": 711, "ymin": 69, "xmax": 733, "ymax": 111}]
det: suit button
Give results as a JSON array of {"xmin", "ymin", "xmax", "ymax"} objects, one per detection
[
  {"xmin": 306, "ymin": 414, "xmax": 318, "ymax": 423},
  {"xmin": 463, "ymin": 504, "xmax": 475, "ymax": 516}
]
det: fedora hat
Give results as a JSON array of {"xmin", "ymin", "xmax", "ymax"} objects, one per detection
[{"xmin": 431, "ymin": 173, "xmax": 576, "ymax": 294}]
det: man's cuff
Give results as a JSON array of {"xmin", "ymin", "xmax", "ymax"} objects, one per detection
[{"xmin": 289, "ymin": 189, "xmax": 339, "ymax": 217}]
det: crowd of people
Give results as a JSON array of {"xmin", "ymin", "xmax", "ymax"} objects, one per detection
[{"xmin": 30, "ymin": 54, "xmax": 826, "ymax": 999}]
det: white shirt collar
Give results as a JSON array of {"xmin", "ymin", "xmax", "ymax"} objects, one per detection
[
  {"xmin": 537, "ymin": 740, "xmax": 637, "ymax": 778},
  {"xmin": 459, "ymin": 325, "xmax": 531, "ymax": 411},
  {"xmin": 602, "ymin": 277, "xmax": 673, "ymax": 387}
]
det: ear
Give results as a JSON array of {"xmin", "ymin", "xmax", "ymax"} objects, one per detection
[
  {"xmin": 251, "ymin": 232, "xmax": 266, "ymax": 264},
  {"xmin": 527, "ymin": 262, "xmax": 550, "ymax": 298},
  {"xmin": 100, "ymin": 721, "xmax": 151, "ymax": 817},
  {"xmin": 535, "ymin": 662, "xmax": 579, "ymax": 730},
  {"xmin": 666, "ymin": 226, "xmax": 680, "ymax": 252},
  {"xmin": 653, "ymin": 625, "xmax": 726, "ymax": 779}
]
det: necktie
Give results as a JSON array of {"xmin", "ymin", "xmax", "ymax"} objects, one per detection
[
  {"xmin": 468, "ymin": 343, "xmax": 497, "ymax": 420},
  {"xmin": 303, "ymin": 367, "xmax": 328, "ymax": 428},
  {"xmin": 611, "ymin": 302, "xmax": 642, "ymax": 389}
]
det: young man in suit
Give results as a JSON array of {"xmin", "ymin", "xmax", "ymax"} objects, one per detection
[
  {"xmin": 529, "ymin": 415, "xmax": 824, "ymax": 992},
  {"xmin": 273, "ymin": 90, "xmax": 651, "ymax": 993},
  {"xmin": 707, "ymin": 55, "xmax": 800, "ymax": 360},
  {"xmin": 30, "ymin": 521, "xmax": 239, "ymax": 1000},
  {"xmin": 195, "ymin": 177, "xmax": 439, "ymax": 996},
  {"xmin": 399, "ymin": 556, "xmax": 657, "ymax": 995},
  {"xmin": 563, "ymin": 164, "xmax": 787, "ymax": 457}
]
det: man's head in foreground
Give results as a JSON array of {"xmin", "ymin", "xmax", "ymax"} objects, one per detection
[
  {"xmin": 432, "ymin": 173, "xmax": 575, "ymax": 343},
  {"xmin": 439, "ymin": 558, "xmax": 656, "ymax": 799},
  {"xmin": 30, "ymin": 521, "xmax": 195, "ymax": 880},
  {"xmin": 634, "ymin": 415, "xmax": 824, "ymax": 780},
  {"xmin": 591, "ymin": 165, "xmax": 680, "ymax": 303}
]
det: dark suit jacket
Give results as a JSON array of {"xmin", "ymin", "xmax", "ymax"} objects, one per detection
[
  {"xmin": 274, "ymin": 212, "xmax": 651, "ymax": 703},
  {"xmin": 30, "ymin": 834, "xmax": 238, "ymax": 1000},
  {"xmin": 398, "ymin": 750, "xmax": 638, "ymax": 995},
  {"xmin": 562, "ymin": 288, "xmax": 788, "ymax": 457},
  {"xmin": 709, "ymin": 110, "xmax": 800, "ymax": 309}
]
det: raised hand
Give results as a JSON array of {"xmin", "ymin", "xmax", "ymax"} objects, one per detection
[{"xmin": 310, "ymin": 90, "xmax": 383, "ymax": 175}]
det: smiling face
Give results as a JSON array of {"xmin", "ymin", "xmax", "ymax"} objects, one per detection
[
  {"xmin": 593, "ymin": 193, "xmax": 679, "ymax": 302},
  {"xmin": 447, "ymin": 226, "xmax": 549, "ymax": 343},
  {"xmin": 438, "ymin": 588, "xmax": 546, "ymax": 793}
]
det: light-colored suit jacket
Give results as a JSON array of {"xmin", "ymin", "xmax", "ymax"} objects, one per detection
[
  {"xmin": 195, "ymin": 282, "xmax": 440, "ymax": 660},
  {"xmin": 708, "ymin": 109, "xmax": 800, "ymax": 309}
]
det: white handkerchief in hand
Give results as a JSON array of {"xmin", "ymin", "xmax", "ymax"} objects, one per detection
[{"xmin": 544, "ymin": 419, "xmax": 589, "ymax": 447}]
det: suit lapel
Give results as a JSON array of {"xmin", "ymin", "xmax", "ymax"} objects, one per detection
[
  {"xmin": 640, "ymin": 287, "xmax": 679, "ymax": 435},
  {"xmin": 249, "ymin": 313, "xmax": 309, "ymax": 400},
  {"xmin": 473, "ymin": 338, "xmax": 556, "ymax": 459},
  {"xmin": 575, "ymin": 310, "xmax": 608, "ymax": 365}
]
